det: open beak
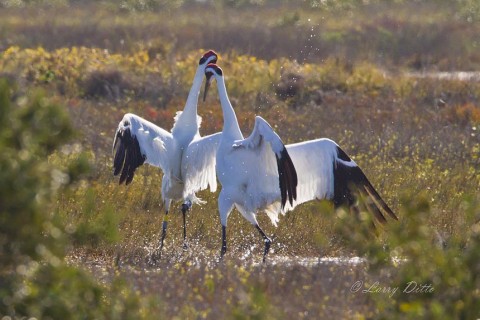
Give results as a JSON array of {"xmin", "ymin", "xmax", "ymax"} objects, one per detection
[{"xmin": 203, "ymin": 73, "xmax": 214, "ymax": 102}]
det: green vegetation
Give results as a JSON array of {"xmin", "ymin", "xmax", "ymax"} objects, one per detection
[
  {"xmin": 0, "ymin": 82, "xmax": 145, "ymax": 319},
  {"xmin": 0, "ymin": 1, "xmax": 479, "ymax": 319},
  {"xmin": 335, "ymin": 194, "xmax": 480, "ymax": 318}
]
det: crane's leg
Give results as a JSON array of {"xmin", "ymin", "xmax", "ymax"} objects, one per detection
[
  {"xmin": 181, "ymin": 200, "xmax": 192, "ymax": 250},
  {"xmin": 159, "ymin": 210, "xmax": 169, "ymax": 251},
  {"xmin": 235, "ymin": 205, "xmax": 271, "ymax": 263},
  {"xmin": 221, "ymin": 225, "xmax": 227, "ymax": 258},
  {"xmin": 218, "ymin": 191, "xmax": 234, "ymax": 259},
  {"xmin": 152, "ymin": 199, "xmax": 171, "ymax": 262},
  {"xmin": 255, "ymin": 224, "xmax": 272, "ymax": 263}
]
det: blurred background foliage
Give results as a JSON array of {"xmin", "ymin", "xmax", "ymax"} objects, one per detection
[
  {"xmin": 1, "ymin": 0, "xmax": 480, "ymax": 70},
  {"xmin": 334, "ymin": 194, "xmax": 480, "ymax": 319},
  {"xmin": 0, "ymin": 0, "xmax": 479, "ymax": 318},
  {"xmin": 0, "ymin": 81, "xmax": 145, "ymax": 319}
]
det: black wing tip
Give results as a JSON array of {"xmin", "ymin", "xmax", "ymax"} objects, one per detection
[
  {"xmin": 336, "ymin": 146, "xmax": 352, "ymax": 162},
  {"xmin": 363, "ymin": 181, "xmax": 398, "ymax": 221},
  {"xmin": 113, "ymin": 131, "xmax": 125, "ymax": 177},
  {"xmin": 333, "ymin": 153, "xmax": 397, "ymax": 224},
  {"xmin": 277, "ymin": 147, "xmax": 298, "ymax": 209},
  {"xmin": 113, "ymin": 129, "xmax": 146, "ymax": 186}
]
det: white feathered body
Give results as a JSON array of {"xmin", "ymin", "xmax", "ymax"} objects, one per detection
[{"xmin": 216, "ymin": 133, "xmax": 283, "ymax": 223}]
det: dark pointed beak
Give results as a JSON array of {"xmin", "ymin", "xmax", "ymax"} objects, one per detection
[{"xmin": 203, "ymin": 73, "xmax": 213, "ymax": 102}]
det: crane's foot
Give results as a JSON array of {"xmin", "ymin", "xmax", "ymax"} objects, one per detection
[
  {"xmin": 262, "ymin": 237, "xmax": 272, "ymax": 263},
  {"xmin": 149, "ymin": 251, "xmax": 161, "ymax": 265}
]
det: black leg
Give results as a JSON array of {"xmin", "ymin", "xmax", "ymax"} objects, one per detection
[
  {"xmin": 152, "ymin": 210, "xmax": 169, "ymax": 262},
  {"xmin": 221, "ymin": 225, "xmax": 227, "ymax": 258},
  {"xmin": 255, "ymin": 224, "xmax": 272, "ymax": 263},
  {"xmin": 160, "ymin": 211, "xmax": 169, "ymax": 250},
  {"xmin": 181, "ymin": 203, "xmax": 189, "ymax": 250},
  {"xmin": 114, "ymin": 247, "xmax": 121, "ymax": 268}
]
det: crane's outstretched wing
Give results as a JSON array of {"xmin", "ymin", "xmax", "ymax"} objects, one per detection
[
  {"xmin": 113, "ymin": 113, "xmax": 173, "ymax": 185},
  {"xmin": 233, "ymin": 116, "xmax": 298, "ymax": 209},
  {"xmin": 182, "ymin": 132, "xmax": 222, "ymax": 200},
  {"xmin": 284, "ymin": 138, "xmax": 397, "ymax": 224},
  {"xmin": 283, "ymin": 139, "xmax": 337, "ymax": 211}
]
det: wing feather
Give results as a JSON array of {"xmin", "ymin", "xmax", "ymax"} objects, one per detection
[
  {"xmin": 282, "ymin": 138, "xmax": 396, "ymax": 224},
  {"xmin": 113, "ymin": 113, "xmax": 173, "ymax": 185},
  {"xmin": 283, "ymin": 138, "xmax": 338, "ymax": 211},
  {"xmin": 182, "ymin": 132, "xmax": 222, "ymax": 201},
  {"xmin": 113, "ymin": 132, "xmax": 126, "ymax": 176},
  {"xmin": 363, "ymin": 180, "xmax": 398, "ymax": 220},
  {"xmin": 333, "ymin": 145, "xmax": 397, "ymax": 223},
  {"xmin": 233, "ymin": 116, "xmax": 298, "ymax": 209}
]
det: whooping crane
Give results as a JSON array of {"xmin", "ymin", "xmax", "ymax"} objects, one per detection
[
  {"xmin": 204, "ymin": 63, "xmax": 397, "ymax": 261},
  {"xmin": 113, "ymin": 50, "xmax": 221, "ymax": 260},
  {"xmin": 203, "ymin": 63, "xmax": 298, "ymax": 262}
]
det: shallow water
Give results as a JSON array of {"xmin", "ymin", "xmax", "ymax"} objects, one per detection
[
  {"xmin": 407, "ymin": 71, "xmax": 480, "ymax": 82},
  {"xmin": 256, "ymin": 255, "xmax": 366, "ymax": 267}
]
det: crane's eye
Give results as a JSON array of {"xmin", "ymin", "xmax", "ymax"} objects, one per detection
[
  {"xmin": 123, "ymin": 120, "xmax": 129, "ymax": 126},
  {"xmin": 199, "ymin": 56, "xmax": 207, "ymax": 65}
]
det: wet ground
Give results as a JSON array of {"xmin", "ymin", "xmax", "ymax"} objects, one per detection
[
  {"xmin": 69, "ymin": 247, "xmax": 379, "ymax": 319},
  {"xmin": 407, "ymin": 71, "xmax": 480, "ymax": 81}
]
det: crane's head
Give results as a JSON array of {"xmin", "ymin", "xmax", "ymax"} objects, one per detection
[
  {"xmin": 199, "ymin": 50, "xmax": 218, "ymax": 66},
  {"xmin": 203, "ymin": 63, "xmax": 223, "ymax": 101}
]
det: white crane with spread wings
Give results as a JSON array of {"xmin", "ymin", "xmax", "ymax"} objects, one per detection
[
  {"xmin": 203, "ymin": 63, "xmax": 298, "ymax": 262},
  {"xmin": 203, "ymin": 63, "xmax": 397, "ymax": 262},
  {"xmin": 112, "ymin": 51, "xmax": 221, "ymax": 259}
]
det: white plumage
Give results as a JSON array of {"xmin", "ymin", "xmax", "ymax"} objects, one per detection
[
  {"xmin": 113, "ymin": 53, "xmax": 397, "ymax": 262},
  {"xmin": 204, "ymin": 62, "xmax": 396, "ymax": 261},
  {"xmin": 112, "ymin": 51, "xmax": 221, "ymax": 257},
  {"xmin": 284, "ymin": 138, "xmax": 397, "ymax": 225},
  {"xmin": 284, "ymin": 140, "xmax": 336, "ymax": 209},
  {"xmin": 204, "ymin": 63, "xmax": 298, "ymax": 262},
  {"xmin": 282, "ymin": 139, "xmax": 344, "ymax": 210}
]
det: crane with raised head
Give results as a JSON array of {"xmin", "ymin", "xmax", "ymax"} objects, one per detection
[
  {"xmin": 203, "ymin": 63, "xmax": 298, "ymax": 262},
  {"xmin": 203, "ymin": 62, "xmax": 397, "ymax": 262},
  {"xmin": 112, "ymin": 50, "xmax": 221, "ymax": 260}
]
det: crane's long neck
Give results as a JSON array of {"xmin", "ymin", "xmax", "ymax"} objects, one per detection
[
  {"xmin": 182, "ymin": 66, "xmax": 204, "ymax": 123},
  {"xmin": 216, "ymin": 75, "xmax": 243, "ymax": 140},
  {"xmin": 182, "ymin": 66, "xmax": 204, "ymax": 117},
  {"xmin": 171, "ymin": 66, "xmax": 203, "ymax": 137}
]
